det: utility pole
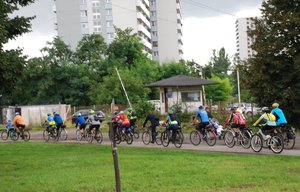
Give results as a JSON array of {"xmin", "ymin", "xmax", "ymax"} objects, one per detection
[
  {"xmin": 109, "ymin": 99, "xmax": 121, "ymax": 192},
  {"xmin": 115, "ymin": 68, "xmax": 132, "ymax": 108}
]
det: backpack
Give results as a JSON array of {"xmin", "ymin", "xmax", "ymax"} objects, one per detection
[{"xmin": 94, "ymin": 115, "xmax": 100, "ymax": 121}]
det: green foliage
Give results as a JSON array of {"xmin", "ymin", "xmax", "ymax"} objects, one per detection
[
  {"xmin": 0, "ymin": 0, "xmax": 35, "ymax": 104},
  {"xmin": 133, "ymin": 100, "xmax": 155, "ymax": 118},
  {"xmin": 205, "ymin": 75, "xmax": 233, "ymax": 101},
  {"xmin": 244, "ymin": 0, "xmax": 300, "ymax": 126},
  {"xmin": 158, "ymin": 61, "xmax": 190, "ymax": 79}
]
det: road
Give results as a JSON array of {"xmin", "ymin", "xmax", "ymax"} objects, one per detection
[{"xmin": 3, "ymin": 128, "xmax": 300, "ymax": 156}]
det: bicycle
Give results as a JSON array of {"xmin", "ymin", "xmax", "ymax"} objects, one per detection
[
  {"xmin": 57, "ymin": 125, "xmax": 68, "ymax": 141},
  {"xmin": 89, "ymin": 127, "xmax": 103, "ymax": 144},
  {"xmin": 142, "ymin": 126, "xmax": 162, "ymax": 145},
  {"xmin": 1, "ymin": 126, "xmax": 30, "ymax": 141},
  {"xmin": 131, "ymin": 124, "xmax": 140, "ymax": 139},
  {"xmin": 161, "ymin": 125, "xmax": 184, "ymax": 148},
  {"xmin": 224, "ymin": 126, "xmax": 253, "ymax": 149},
  {"xmin": 76, "ymin": 127, "xmax": 93, "ymax": 143},
  {"xmin": 189, "ymin": 124, "xmax": 217, "ymax": 146},
  {"xmin": 279, "ymin": 124, "xmax": 296, "ymax": 150},
  {"xmin": 114, "ymin": 125, "xmax": 133, "ymax": 145},
  {"xmin": 250, "ymin": 125, "xmax": 284, "ymax": 154},
  {"xmin": 43, "ymin": 125, "xmax": 59, "ymax": 142}
]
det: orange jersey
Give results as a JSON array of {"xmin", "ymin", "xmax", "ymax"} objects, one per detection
[
  {"xmin": 12, "ymin": 115, "xmax": 25, "ymax": 126},
  {"xmin": 120, "ymin": 114, "xmax": 130, "ymax": 125}
]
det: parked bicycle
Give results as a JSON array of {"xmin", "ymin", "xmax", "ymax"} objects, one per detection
[
  {"xmin": 224, "ymin": 126, "xmax": 253, "ymax": 149},
  {"xmin": 250, "ymin": 125, "xmax": 284, "ymax": 154},
  {"xmin": 189, "ymin": 124, "xmax": 217, "ymax": 146},
  {"xmin": 1, "ymin": 126, "xmax": 30, "ymax": 141},
  {"xmin": 142, "ymin": 126, "xmax": 162, "ymax": 145},
  {"xmin": 161, "ymin": 125, "xmax": 184, "ymax": 148}
]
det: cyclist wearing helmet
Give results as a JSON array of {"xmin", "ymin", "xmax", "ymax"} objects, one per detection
[
  {"xmin": 127, "ymin": 107, "xmax": 138, "ymax": 128},
  {"xmin": 119, "ymin": 111, "xmax": 131, "ymax": 133},
  {"xmin": 46, "ymin": 113, "xmax": 56, "ymax": 129},
  {"xmin": 12, "ymin": 112, "xmax": 26, "ymax": 134},
  {"xmin": 164, "ymin": 109, "xmax": 179, "ymax": 133},
  {"xmin": 75, "ymin": 113, "xmax": 87, "ymax": 134},
  {"xmin": 53, "ymin": 112, "xmax": 64, "ymax": 132},
  {"xmin": 271, "ymin": 103, "xmax": 287, "ymax": 126},
  {"xmin": 193, "ymin": 106, "xmax": 209, "ymax": 138},
  {"xmin": 143, "ymin": 111, "xmax": 160, "ymax": 143},
  {"xmin": 253, "ymin": 106, "xmax": 276, "ymax": 140},
  {"xmin": 86, "ymin": 109, "xmax": 101, "ymax": 133},
  {"xmin": 225, "ymin": 105, "xmax": 246, "ymax": 133}
]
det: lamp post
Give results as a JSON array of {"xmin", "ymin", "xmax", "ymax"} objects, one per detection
[
  {"xmin": 192, "ymin": 61, "xmax": 206, "ymax": 106},
  {"xmin": 236, "ymin": 65, "xmax": 241, "ymax": 107}
]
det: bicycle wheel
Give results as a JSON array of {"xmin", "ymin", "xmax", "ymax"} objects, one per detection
[
  {"xmin": 161, "ymin": 131, "xmax": 170, "ymax": 147},
  {"xmin": 87, "ymin": 131, "xmax": 93, "ymax": 143},
  {"xmin": 174, "ymin": 131, "xmax": 184, "ymax": 148},
  {"xmin": 10, "ymin": 131, "xmax": 19, "ymax": 141},
  {"xmin": 206, "ymin": 130, "xmax": 216, "ymax": 146},
  {"xmin": 75, "ymin": 129, "xmax": 82, "ymax": 142},
  {"xmin": 270, "ymin": 135, "xmax": 284, "ymax": 154},
  {"xmin": 1, "ymin": 130, "xmax": 9, "ymax": 140},
  {"xmin": 22, "ymin": 131, "xmax": 30, "ymax": 141},
  {"xmin": 224, "ymin": 131, "xmax": 235, "ymax": 148},
  {"xmin": 190, "ymin": 130, "xmax": 201, "ymax": 146},
  {"xmin": 95, "ymin": 130, "xmax": 103, "ymax": 144},
  {"xmin": 142, "ymin": 131, "xmax": 151, "ymax": 145},
  {"xmin": 240, "ymin": 131, "xmax": 251, "ymax": 149},
  {"xmin": 155, "ymin": 131, "xmax": 162, "ymax": 145},
  {"xmin": 126, "ymin": 133, "xmax": 133, "ymax": 145},
  {"xmin": 43, "ymin": 130, "xmax": 50, "ymax": 142},
  {"xmin": 59, "ymin": 128, "xmax": 68, "ymax": 141},
  {"xmin": 250, "ymin": 134, "xmax": 263, "ymax": 152},
  {"xmin": 282, "ymin": 132, "xmax": 295, "ymax": 150},
  {"xmin": 133, "ymin": 126, "xmax": 140, "ymax": 139}
]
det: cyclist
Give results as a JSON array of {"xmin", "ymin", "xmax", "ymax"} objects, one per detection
[
  {"xmin": 86, "ymin": 109, "xmax": 101, "ymax": 133},
  {"xmin": 5, "ymin": 119, "xmax": 14, "ymax": 130},
  {"xmin": 271, "ymin": 102, "xmax": 287, "ymax": 126},
  {"xmin": 143, "ymin": 111, "xmax": 160, "ymax": 143},
  {"xmin": 205, "ymin": 106, "xmax": 213, "ymax": 118},
  {"xmin": 119, "ymin": 111, "xmax": 131, "ymax": 133},
  {"xmin": 12, "ymin": 112, "xmax": 26, "ymax": 134},
  {"xmin": 127, "ymin": 107, "xmax": 138, "ymax": 128},
  {"xmin": 193, "ymin": 106, "xmax": 209, "ymax": 139},
  {"xmin": 225, "ymin": 105, "xmax": 246, "ymax": 136},
  {"xmin": 53, "ymin": 112, "xmax": 64, "ymax": 132},
  {"xmin": 164, "ymin": 109, "xmax": 179, "ymax": 139},
  {"xmin": 252, "ymin": 106, "xmax": 276, "ymax": 140},
  {"xmin": 46, "ymin": 113, "xmax": 56, "ymax": 130},
  {"xmin": 75, "ymin": 113, "xmax": 87, "ymax": 134}
]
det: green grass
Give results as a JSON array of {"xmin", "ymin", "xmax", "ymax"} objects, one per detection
[{"xmin": 0, "ymin": 142, "xmax": 300, "ymax": 192}]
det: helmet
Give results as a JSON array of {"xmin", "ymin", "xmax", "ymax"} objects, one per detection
[
  {"xmin": 198, "ymin": 106, "xmax": 203, "ymax": 109},
  {"xmin": 119, "ymin": 111, "xmax": 124, "ymax": 114},
  {"xmin": 15, "ymin": 112, "xmax": 20, "ymax": 115},
  {"xmin": 47, "ymin": 113, "xmax": 51, "ymax": 116},
  {"xmin": 272, "ymin": 103, "xmax": 279, "ymax": 108},
  {"xmin": 53, "ymin": 112, "xmax": 58, "ymax": 115},
  {"xmin": 262, "ymin": 107, "xmax": 270, "ymax": 112},
  {"xmin": 167, "ymin": 109, "xmax": 173, "ymax": 115},
  {"xmin": 113, "ymin": 111, "xmax": 118, "ymax": 116},
  {"xmin": 78, "ymin": 113, "xmax": 82, "ymax": 116},
  {"xmin": 89, "ymin": 109, "xmax": 95, "ymax": 114},
  {"xmin": 231, "ymin": 105, "xmax": 238, "ymax": 111}
]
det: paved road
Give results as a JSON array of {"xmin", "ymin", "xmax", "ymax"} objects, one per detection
[{"xmin": 3, "ymin": 128, "xmax": 300, "ymax": 156}]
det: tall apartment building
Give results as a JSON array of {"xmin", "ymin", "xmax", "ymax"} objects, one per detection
[
  {"xmin": 235, "ymin": 17, "xmax": 256, "ymax": 61},
  {"xmin": 53, "ymin": 0, "xmax": 183, "ymax": 63}
]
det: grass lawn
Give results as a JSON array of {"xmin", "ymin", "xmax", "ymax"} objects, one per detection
[{"xmin": 0, "ymin": 142, "xmax": 299, "ymax": 192}]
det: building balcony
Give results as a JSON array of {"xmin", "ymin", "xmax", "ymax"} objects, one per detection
[
  {"xmin": 141, "ymin": 38, "xmax": 152, "ymax": 50},
  {"xmin": 137, "ymin": 12, "xmax": 151, "ymax": 27},
  {"xmin": 137, "ymin": 25, "xmax": 151, "ymax": 39},
  {"xmin": 136, "ymin": 0, "xmax": 150, "ymax": 17}
]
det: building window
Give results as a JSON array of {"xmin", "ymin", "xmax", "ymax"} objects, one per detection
[
  {"xmin": 151, "ymin": 21, "xmax": 156, "ymax": 26},
  {"xmin": 80, "ymin": 0, "xmax": 86, "ymax": 4},
  {"xmin": 181, "ymin": 92, "xmax": 200, "ymax": 102},
  {"xmin": 81, "ymin": 23, "xmax": 88, "ymax": 29},
  {"xmin": 153, "ymin": 51, "xmax": 158, "ymax": 56},
  {"xmin": 106, "ymin": 21, "xmax": 113, "ymax": 27},
  {"xmin": 107, "ymin": 32, "xmax": 114, "ymax": 39},
  {"xmin": 81, "ymin": 10, "xmax": 87, "ymax": 17},
  {"xmin": 106, "ymin": 9, "xmax": 111, "ymax": 15},
  {"xmin": 152, "ymin": 31, "xmax": 157, "ymax": 36},
  {"xmin": 152, "ymin": 41, "xmax": 158, "ymax": 47}
]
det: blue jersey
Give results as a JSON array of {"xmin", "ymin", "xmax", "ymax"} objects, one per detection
[
  {"xmin": 196, "ymin": 109, "xmax": 209, "ymax": 123},
  {"xmin": 76, "ymin": 116, "xmax": 86, "ymax": 127},
  {"xmin": 271, "ymin": 108, "xmax": 287, "ymax": 126},
  {"xmin": 54, "ymin": 114, "xmax": 63, "ymax": 124}
]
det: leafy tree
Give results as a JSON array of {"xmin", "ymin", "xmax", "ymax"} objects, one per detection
[
  {"xmin": 0, "ymin": 0, "xmax": 35, "ymax": 105},
  {"xmin": 244, "ymin": 0, "xmax": 300, "ymax": 126},
  {"xmin": 204, "ymin": 47, "xmax": 231, "ymax": 79},
  {"xmin": 158, "ymin": 61, "xmax": 190, "ymax": 79},
  {"xmin": 205, "ymin": 75, "xmax": 233, "ymax": 102}
]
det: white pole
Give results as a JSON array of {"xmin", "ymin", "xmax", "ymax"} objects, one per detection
[
  {"xmin": 237, "ymin": 66, "xmax": 241, "ymax": 107},
  {"xmin": 115, "ymin": 67, "xmax": 132, "ymax": 108}
]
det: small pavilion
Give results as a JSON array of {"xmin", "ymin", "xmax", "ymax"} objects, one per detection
[{"xmin": 146, "ymin": 75, "xmax": 218, "ymax": 114}]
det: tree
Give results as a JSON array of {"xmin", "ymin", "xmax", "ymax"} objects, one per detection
[
  {"xmin": 244, "ymin": 0, "xmax": 300, "ymax": 126},
  {"xmin": 205, "ymin": 75, "xmax": 233, "ymax": 102},
  {"xmin": 204, "ymin": 47, "xmax": 231, "ymax": 79},
  {"xmin": 0, "ymin": 0, "xmax": 35, "ymax": 105}
]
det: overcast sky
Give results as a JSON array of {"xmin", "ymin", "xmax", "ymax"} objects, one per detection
[{"xmin": 4, "ymin": 0, "xmax": 263, "ymax": 65}]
